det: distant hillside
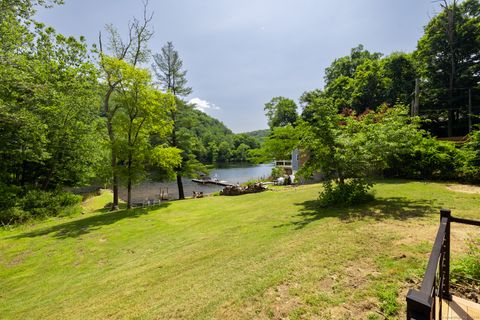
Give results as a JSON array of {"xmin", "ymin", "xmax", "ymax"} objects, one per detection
[
  {"xmin": 185, "ymin": 109, "xmax": 266, "ymax": 163},
  {"xmin": 242, "ymin": 129, "xmax": 270, "ymax": 144},
  {"xmin": 190, "ymin": 108, "xmax": 233, "ymax": 137}
]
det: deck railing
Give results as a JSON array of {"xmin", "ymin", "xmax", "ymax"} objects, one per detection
[
  {"xmin": 275, "ymin": 160, "xmax": 292, "ymax": 167},
  {"xmin": 406, "ymin": 209, "xmax": 480, "ymax": 319}
]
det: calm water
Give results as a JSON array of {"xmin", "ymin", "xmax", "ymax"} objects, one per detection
[{"xmin": 119, "ymin": 163, "xmax": 274, "ymax": 202}]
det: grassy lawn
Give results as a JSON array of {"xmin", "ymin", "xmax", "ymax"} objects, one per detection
[{"xmin": 1, "ymin": 180, "xmax": 479, "ymax": 319}]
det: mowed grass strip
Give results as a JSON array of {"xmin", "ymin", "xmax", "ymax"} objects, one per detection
[{"xmin": 1, "ymin": 181, "xmax": 479, "ymax": 319}]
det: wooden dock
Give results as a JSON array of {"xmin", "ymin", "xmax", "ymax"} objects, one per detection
[
  {"xmin": 191, "ymin": 179, "xmax": 233, "ymax": 187},
  {"xmin": 436, "ymin": 295, "xmax": 480, "ymax": 319}
]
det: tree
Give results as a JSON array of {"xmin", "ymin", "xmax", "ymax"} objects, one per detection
[
  {"xmin": 319, "ymin": 46, "xmax": 417, "ymax": 116},
  {"xmin": 350, "ymin": 59, "xmax": 389, "ymax": 113},
  {"xmin": 0, "ymin": 5, "xmax": 101, "ymax": 192},
  {"xmin": 112, "ymin": 58, "xmax": 181, "ymax": 208},
  {"xmin": 382, "ymin": 52, "xmax": 416, "ymax": 106},
  {"xmin": 0, "ymin": 0, "xmax": 105, "ymax": 223},
  {"xmin": 415, "ymin": 0, "xmax": 480, "ymax": 136},
  {"xmin": 264, "ymin": 96, "xmax": 298, "ymax": 128},
  {"xmin": 324, "ymin": 44, "xmax": 382, "ymax": 87},
  {"xmin": 152, "ymin": 42, "xmax": 192, "ymax": 96},
  {"xmin": 152, "ymin": 41, "xmax": 194, "ymax": 199},
  {"xmin": 298, "ymin": 99, "xmax": 422, "ymax": 206},
  {"xmin": 98, "ymin": 2, "xmax": 154, "ymax": 209}
]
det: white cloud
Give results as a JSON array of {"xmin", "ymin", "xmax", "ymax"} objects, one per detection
[{"xmin": 188, "ymin": 98, "xmax": 220, "ymax": 112}]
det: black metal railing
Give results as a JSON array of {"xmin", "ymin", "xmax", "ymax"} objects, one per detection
[{"xmin": 406, "ymin": 209, "xmax": 480, "ymax": 320}]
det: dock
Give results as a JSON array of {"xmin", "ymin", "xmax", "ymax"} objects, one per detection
[{"xmin": 191, "ymin": 179, "xmax": 234, "ymax": 187}]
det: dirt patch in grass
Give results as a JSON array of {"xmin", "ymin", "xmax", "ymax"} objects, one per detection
[
  {"xmin": 446, "ymin": 184, "xmax": 480, "ymax": 194},
  {"xmin": 327, "ymin": 299, "xmax": 378, "ymax": 320},
  {"xmin": 264, "ymin": 282, "xmax": 303, "ymax": 319},
  {"xmin": 5, "ymin": 250, "xmax": 32, "ymax": 268},
  {"xmin": 343, "ymin": 259, "xmax": 380, "ymax": 291}
]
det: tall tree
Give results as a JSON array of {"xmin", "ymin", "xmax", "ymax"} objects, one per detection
[
  {"xmin": 298, "ymin": 100, "xmax": 422, "ymax": 206},
  {"xmin": 111, "ymin": 58, "xmax": 181, "ymax": 208},
  {"xmin": 152, "ymin": 41, "xmax": 193, "ymax": 199},
  {"xmin": 0, "ymin": 1, "xmax": 101, "ymax": 192},
  {"xmin": 0, "ymin": 0, "xmax": 104, "ymax": 223},
  {"xmin": 98, "ymin": 2, "xmax": 154, "ymax": 209},
  {"xmin": 264, "ymin": 96, "xmax": 298, "ymax": 129},
  {"xmin": 415, "ymin": 0, "xmax": 480, "ymax": 136},
  {"xmin": 381, "ymin": 52, "xmax": 416, "ymax": 106}
]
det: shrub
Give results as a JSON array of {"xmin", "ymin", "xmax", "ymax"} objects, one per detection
[
  {"xmin": 0, "ymin": 207, "xmax": 31, "ymax": 225},
  {"xmin": 318, "ymin": 179, "xmax": 374, "ymax": 207},
  {"xmin": 458, "ymin": 130, "xmax": 480, "ymax": 182},
  {"xmin": 270, "ymin": 167, "xmax": 285, "ymax": 180},
  {"xmin": 385, "ymin": 137, "xmax": 461, "ymax": 180},
  {"xmin": 0, "ymin": 190, "xmax": 82, "ymax": 225}
]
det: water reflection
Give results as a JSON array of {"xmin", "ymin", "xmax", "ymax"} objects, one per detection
[{"xmin": 119, "ymin": 163, "xmax": 273, "ymax": 202}]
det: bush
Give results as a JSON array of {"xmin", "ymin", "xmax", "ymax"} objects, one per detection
[
  {"xmin": 318, "ymin": 179, "xmax": 374, "ymax": 207},
  {"xmin": 0, "ymin": 207, "xmax": 31, "ymax": 225},
  {"xmin": 0, "ymin": 190, "xmax": 82, "ymax": 225},
  {"xmin": 458, "ymin": 130, "xmax": 480, "ymax": 182},
  {"xmin": 270, "ymin": 167, "xmax": 285, "ymax": 180},
  {"xmin": 20, "ymin": 190, "xmax": 82, "ymax": 217},
  {"xmin": 385, "ymin": 137, "xmax": 461, "ymax": 181}
]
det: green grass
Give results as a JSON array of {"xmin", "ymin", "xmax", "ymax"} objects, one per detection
[{"xmin": 1, "ymin": 180, "xmax": 479, "ymax": 319}]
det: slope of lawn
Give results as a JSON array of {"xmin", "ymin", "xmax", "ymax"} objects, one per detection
[{"xmin": 1, "ymin": 180, "xmax": 479, "ymax": 319}]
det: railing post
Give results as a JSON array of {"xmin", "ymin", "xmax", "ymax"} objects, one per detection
[
  {"xmin": 440, "ymin": 209, "xmax": 452, "ymax": 301},
  {"xmin": 406, "ymin": 289, "xmax": 433, "ymax": 320}
]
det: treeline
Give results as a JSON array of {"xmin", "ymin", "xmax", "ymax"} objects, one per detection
[
  {"xmin": 261, "ymin": 0, "xmax": 480, "ymax": 144},
  {"xmin": 258, "ymin": 0, "xmax": 480, "ymax": 205},
  {"xmin": 185, "ymin": 109, "xmax": 261, "ymax": 164}
]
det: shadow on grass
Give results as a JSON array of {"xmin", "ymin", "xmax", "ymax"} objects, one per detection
[
  {"xmin": 279, "ymin": 197, "xmax": 438, "ymax": 230},
  {"xmin": 10, "ymin": 203, "xmax": 171, "ymax": 240}
]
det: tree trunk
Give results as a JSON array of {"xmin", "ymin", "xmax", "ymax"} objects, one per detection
[
  {"xmin": 105, "ymin": 89, "xmax": 119, "ymax": 211},
  {"xmin": 177, "ymin": 174, "xmax": 185, "ymax": 200},
  {"xmin": 447, "ymin": 1, "xmax": 456, "ymax": 137},
  {"xmin": 448, "ymin": 109, "xmax": 454, "ymax": 137},
  {"xmin": 127, "ymin": 176, "xmax": 132, "ymax": 209},
  {"xmin": 111, "ymin": 152, "xmax": 119, "ymax": 210}
]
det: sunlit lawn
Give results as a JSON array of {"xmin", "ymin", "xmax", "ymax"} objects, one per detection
[{"xmin": 1, "ymin": 180, "xmax": 479, "ymax": 319}]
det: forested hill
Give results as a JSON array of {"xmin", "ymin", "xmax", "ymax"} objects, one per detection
[
  {"xmin": 190, "ymin": 108, "xmax": 233, "ymax": 137},
  {"xmin": 184, "ymin": 108, "xmax": 262, "ymax": 163},
  {"xmin": 242, "ymin": 129, "xmax": 270, "ymax": 144}
]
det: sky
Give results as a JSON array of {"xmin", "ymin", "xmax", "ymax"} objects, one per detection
[{"xmin": 37, "ymin": 0, "xmax": 443, "ymax": 133}]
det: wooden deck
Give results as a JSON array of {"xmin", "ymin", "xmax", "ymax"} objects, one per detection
[{"xmin": 437, "ymin": 295, "xmax": 480, "ymax": 319}]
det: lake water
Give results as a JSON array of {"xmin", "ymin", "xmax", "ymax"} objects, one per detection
[{"xmin": 119, "ymin": 163, "xmax": 274, "ymax": 202}]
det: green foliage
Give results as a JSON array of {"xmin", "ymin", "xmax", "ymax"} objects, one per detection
[
  {"xmin": 264, "ymin": 96, "xmax": 298, "ymax": 128},
  {"xmin": 319, "ymin": 179, "xmax": 374, "ymax": 207},
  {"xmin": 458, "ymin": 129, "xmax": 480, "ymax": 181},
  {"xmin": 109, "ymin": 57, "xmax": 181, "ymax": 207},
  {"xmin": 241, "ymin": 129, "xmax": 270, "ymax": 145},
  {"xmin": 0, "ymin": 0, "xmax": 103, "ymax": 193},
  {"xmin": 270, "ymin": 167, "xmax": 285, "ymax": 180},
  {"xmin": 377, "ymin": 284, "xmax": 399, "ymax": 318},
  {"xmin": 452, "ymin": 236, "xmax": 480, "ymax": 281},
  {"xmin": 320, "ymin": 45, "xmax": 416, "ymax": 115},
  {"xmin": 0, "ymin": 190, "xmax": 82, "ymax": 225},
  {"xmin": 261, "ymin": 125, "xmax": 299, "ymax": 161},
  {"xmin": 299, "ymin": 100, "xmax": 422, "ymax": 206},
  {"xmin": 385, "ymin": 136, "xmax": 462, "ymax": 180},
  {"xmin": 152, "ymin": 42, "xmax": 192, "ymax": 97},
  {"xmin": 350, "ymin": 59, "xmax": 390, "ymax": 113},
  {"xmin": 324, "ymin": 44, "xmax": 383, "ymax": 86},
  {"xmin": 415, "ymin": 0, "xmax": 480, "ymax": 135}
]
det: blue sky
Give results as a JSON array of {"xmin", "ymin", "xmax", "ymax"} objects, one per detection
[{"xmin": 37, "ymin": 0, "xmax": 442, "ymax": 133}]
